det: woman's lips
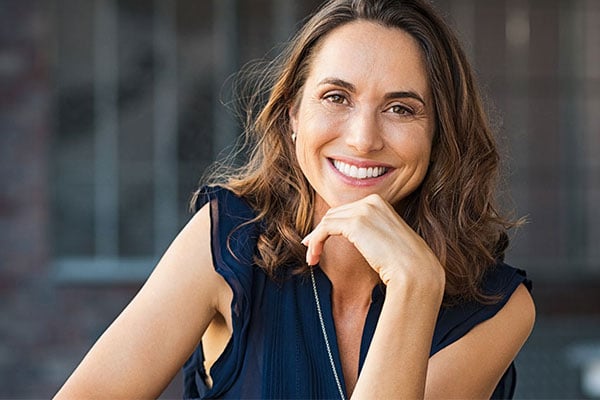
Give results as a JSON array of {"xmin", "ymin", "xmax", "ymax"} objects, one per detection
[{"xmin": 330, "ymin": 158, "xmax": 390, "ymax": 180}]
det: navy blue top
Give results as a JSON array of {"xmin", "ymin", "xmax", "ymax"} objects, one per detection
[{"xmin": 183, "ymin": 186, "xmax": 532, "ymax": 399}]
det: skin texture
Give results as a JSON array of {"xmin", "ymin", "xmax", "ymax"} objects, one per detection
[{"xmin": 55, "ymin": 21, "xmax": 535, "ymax": 400}]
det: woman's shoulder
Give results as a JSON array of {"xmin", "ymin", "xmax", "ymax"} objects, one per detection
[
  {"xmin": 431, "ymin": 261, "xmax": 533, "ymax": 356},
  {"xmin": 193, "ymin": 185, "xmax": 261, "ymax": 293}
]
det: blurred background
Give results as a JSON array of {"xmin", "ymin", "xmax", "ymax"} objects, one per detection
[{"xmin": 0, "ymin": 0, "xmax": 599, "ymax": 398}]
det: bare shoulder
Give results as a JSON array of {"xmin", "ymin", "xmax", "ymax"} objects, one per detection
[
  {"xmin": 170, "ymin": 203, "xmax": 233, "ymax": 322},
  {"xmin": 55, "ymin": 202, "xmax": 232, "ymax": 399},
  {"xmin": 152, "ymin": 202, "xmax": 231, "ymax": 314},
  {"xmin": 425, "ymin": 284, "xmax": 535, "ymax": 399},
  {"xmin": 501, "ymin": 283, "xmax": 536, "ymax": 331}
]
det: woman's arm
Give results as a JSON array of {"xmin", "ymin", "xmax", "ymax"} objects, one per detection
[
  {"xmin": 303, "ymin": 194, "xmax": 534, "ymax": 399},
  {"xmin": 54, "ymin": 203, "xmax": 232, "ymax": 399},
  {"xmin": 354, "ymin": 282, "xmax": 534, "ymax": 399},
  {"xmin": 355, "ymin": 282, "xmax": 534, "ymax": 400},
  {"xmin": 304, "ymin": 194, "xmax": 446, "ymax": 398},
  {"xmin": 425, "ymin": 283, "xmax": 535, "ymax": 399},
  {"xmin": 352, "ymin": 274, "xmax": 444, "ymax": 399}
]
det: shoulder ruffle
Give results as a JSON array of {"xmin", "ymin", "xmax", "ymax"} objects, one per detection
[
  {"xmin": 431, "ymin": 262, "xmax": 532, "ymax": 399},
  {"xmin": 432, "ymin": 262, "xmax": 532, "ymax": 356},
  {"xmin": 184, "ymin": 186, "xmax": 260, "ymax": 399}
]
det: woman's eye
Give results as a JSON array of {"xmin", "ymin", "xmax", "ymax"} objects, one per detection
[
  {"xmin": 387, "ymin": 104, "xmax": 414, "ymax": 115},
  {"xmin": 325, "ymin": 94, "xmax": 347, "ymax": 104}
]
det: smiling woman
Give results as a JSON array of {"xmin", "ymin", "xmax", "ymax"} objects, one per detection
[
  {"xmin": 290, "ymin": 21, "xmax": 434, "ymax": 212},
  {"xmin": 54, "ymin": 1, "xmax": 535, "ymax": 399}
]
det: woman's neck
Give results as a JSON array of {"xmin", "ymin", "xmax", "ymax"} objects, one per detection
[
  {"xmin": 311, "ymin": 196, "xmax": 380, "ymax": 304},
  {"xmin": 318, "ymin": 236, "xmax": 381, "ymax": 306}
]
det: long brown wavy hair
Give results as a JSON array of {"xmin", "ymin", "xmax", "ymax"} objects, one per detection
[{"xmin": 193, "ymin": 0, "xmax": 518, "ymax": 303}]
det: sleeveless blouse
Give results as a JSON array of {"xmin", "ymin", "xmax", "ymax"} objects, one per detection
[{"xmin": 183, "ymin": 186, "xmax": 532, "ymax": 399}]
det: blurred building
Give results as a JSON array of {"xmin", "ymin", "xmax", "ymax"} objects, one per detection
[{"xmin": 0, "ymin": 0, "xmax": 598, "ymax": 398}]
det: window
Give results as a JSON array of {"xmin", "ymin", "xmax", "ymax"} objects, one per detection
[
  {"xmin": 52, "ymin": 0, "xmax": 216, "ymax": 282},
  {"xmin": 52, "ymin": 0, "xmax": 307, "ymax": 283}
]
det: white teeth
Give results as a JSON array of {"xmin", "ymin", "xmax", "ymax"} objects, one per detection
[{"xmin": 332, "ymin": 160, "xmax": 388, "ymax": 179}]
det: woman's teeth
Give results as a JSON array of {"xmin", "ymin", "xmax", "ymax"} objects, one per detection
[{"xmin": 332, "ymin": 159, "xmax": 388, "ymax": 179}]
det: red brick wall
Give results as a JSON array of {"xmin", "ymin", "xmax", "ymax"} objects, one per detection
[{"xmin": 0, "ymin": 2, "xmax": 183, "ymax": 398}]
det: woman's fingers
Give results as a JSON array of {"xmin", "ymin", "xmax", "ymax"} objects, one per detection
[
  {"xmin": 301, "ymin": 194, "xmax": 444, "ymax": 286},
  {"xmin": 302, "ymin": 216, "xmax": 347, "ymax": 265},
  {"xmin": 302, "ymin": 195, "xmax": 403, "ymax": 266}
]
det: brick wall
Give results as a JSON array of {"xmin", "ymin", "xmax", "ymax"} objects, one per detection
[
  {"xmin": 0, "ymin": 0, "xmax": 53, "ymax": 395},
  {"xmin": 0, "ymin": 2, "xmax": 183, "ymax": 398}
]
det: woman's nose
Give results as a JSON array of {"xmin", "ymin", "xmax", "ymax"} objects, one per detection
[{"xmin": 344, "ymin": 109, "xmax": 384, "ymax": 153}]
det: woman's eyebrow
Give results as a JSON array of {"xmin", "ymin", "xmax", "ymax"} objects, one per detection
[
  {"xmin": 384, "ymin": 91, "xmax": 426, "ymax": 106},
  {"xmin": 317, "ymin": 77, "xmax": 426, "ymax": 106},
  {"xmin": 317, "ymin": 77, "xmax": 356, "ymax": 92}
]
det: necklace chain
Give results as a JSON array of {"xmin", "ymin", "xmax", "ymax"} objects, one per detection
[{"xmin": 310, "ymin": 267, "xmax": 346, "ymax": 400}]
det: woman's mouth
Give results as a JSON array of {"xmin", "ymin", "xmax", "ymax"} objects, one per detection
[{"xmin": 332, "ymin": 159, "xmax": 389, "ymax": 179}]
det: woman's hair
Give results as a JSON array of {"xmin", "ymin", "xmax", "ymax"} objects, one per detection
[{"xmin": 194, "ymin": 0, "xmax": 517, "ymax": 303}]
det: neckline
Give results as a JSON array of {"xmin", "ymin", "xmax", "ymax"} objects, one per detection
[
  {"xmin": 312, "ymin": 267, "xmax": 386, "ymax": 397},
  {"xmin": 314, "ymin": 265, "xmax": 386, "ymax": 303}
]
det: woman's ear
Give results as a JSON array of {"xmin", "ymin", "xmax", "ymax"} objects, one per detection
[{"xmin": 288, "ymin": 105, "xmax": 298, "ymax": 135}]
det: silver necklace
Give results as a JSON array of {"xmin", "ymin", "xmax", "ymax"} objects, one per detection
[{"xmin": 309, "ymin": 267, "xmax": 346, "ymax": 400}]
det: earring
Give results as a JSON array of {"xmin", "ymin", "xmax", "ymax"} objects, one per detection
[{"xmin": 291, "ymin": 132, "xmax": 297, "ymax": 143}]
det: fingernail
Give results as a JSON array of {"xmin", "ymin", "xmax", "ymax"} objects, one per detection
[{"xmin": 301, "ymin": 234, "xmax": 310, "ymax": 246}]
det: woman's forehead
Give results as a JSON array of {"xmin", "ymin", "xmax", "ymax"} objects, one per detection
[{"xmin": 304, "ymin": 21, "xmax": 430, "ymax": 98}]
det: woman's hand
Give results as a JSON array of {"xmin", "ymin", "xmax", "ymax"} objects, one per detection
[
  {"xmin": 303, "ymin": 194, "xmax": 445, "ymax": 398},
  {"xmin": 302, "ymin": 194, "xmax": 445, "ymax": 291}
]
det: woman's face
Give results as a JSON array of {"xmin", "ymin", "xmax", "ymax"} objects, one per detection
[{"xmin": 290, "ymin": 20, "xmax": 435, "ymax": 218}]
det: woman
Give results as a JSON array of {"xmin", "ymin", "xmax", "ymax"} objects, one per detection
[{"xmin": 55, "ymin": 0, "xmax": 535, "ymax": 398}]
